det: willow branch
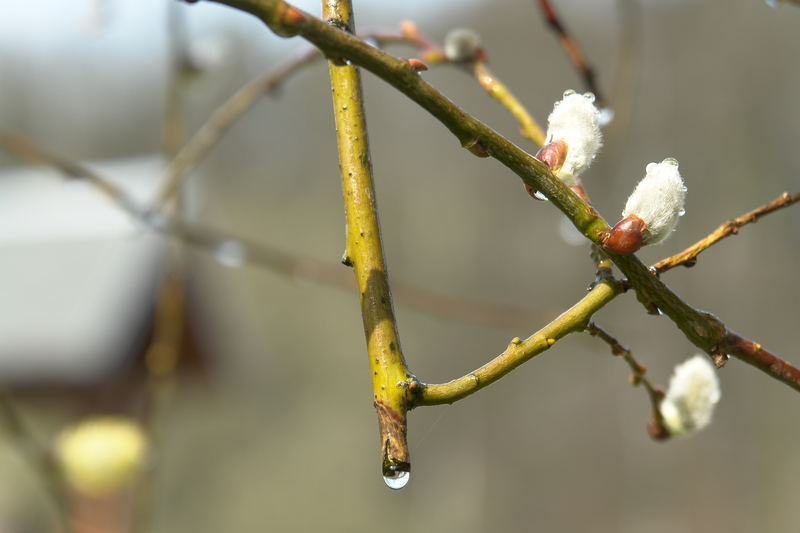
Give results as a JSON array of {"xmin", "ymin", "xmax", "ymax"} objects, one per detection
[
  {"xmin": 0, "ymin": 390, "xmax": 70, "ymax": 531},
  {"xmin": 472, "ymin": 61, "xmax": 546, "ymax": 146},
  {"xmin": 200, "ymin": 0, "xmax": 800, "ymax": 393},
  {"xmin": 586, "ymin": 322, "xmax": 667, "ymax": 437},
  {"xmin": 398, "ymin": 21, "xmax": 546, "ymax": 146},
  {"xmin": 652, "ymin": 191, "xmax": 800, "ymax": 275},
  {"xmin": 323, "ymin": 0, "xmax": 414, "ymax": 476},
  {"xmin": 536, "ymin": 0, "xmax": 605, "ymax": 106},
  {"xmin": 416, "ymin": 280, "xmax": 623, "ymax": 405}
]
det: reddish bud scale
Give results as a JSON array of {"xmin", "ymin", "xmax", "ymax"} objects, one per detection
[
  {"xmin": 404, "ymin": 58, "xmax": 429, "ymax": 72},
  {"xmin": 603, "ymin": 214, "xmax": 647, "ymax": 254},
  {"xmin": 535, "ymin": 139, "xmax": 568, "ymax": 173}
]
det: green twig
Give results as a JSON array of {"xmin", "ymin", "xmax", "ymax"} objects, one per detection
[
  {"xmin": 417, "ymin": 280, "xmax": 623, "ymax": 405},
  {"xmin": 322, "ymin": 0, "xmax": 414, "ymax": 476}
]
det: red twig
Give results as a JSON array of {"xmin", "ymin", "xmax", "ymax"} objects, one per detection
[{"xmin": 536, "ymin": 0, "xmax": 605, "ymax": 107}]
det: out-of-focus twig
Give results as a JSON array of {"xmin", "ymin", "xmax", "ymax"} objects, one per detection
[
  {"xmin": 154, "ymin": 44, "xmax": 321, "ymax": 208},
  {"xmin": 0, "ymin": 131, "xmax": 141, "ymax": 217},
  {"xmin": 0, "ymin": 390, "xmax": 70, "ymax": 531},
  {"xmin": 536, "ymin": 0, "xmax": 605, "ymax": 107},
  {"xmin": 0, "ymin": 132, "xmax": 550, "ymax": 329},
  {"xmin": 652, "ymin": 192, "xmax": 800, "ymax": 275},
  {"xmin": 154, "ymin": 25, "xmax": 447, "ymax": 210}
]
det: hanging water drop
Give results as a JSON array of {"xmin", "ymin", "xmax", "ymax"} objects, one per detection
[
  {"xmin": 558, "ymin": 216, "xmax": 585, "ymax": 246},
  {"xmin": 215, "ymin": 240, "xmax": 246, "ymax": 268},
  {"xmin": 678, "ymin": 208, "xmax": 686, "ymax": 217},
  {"xmin": 383, "ymin": 470, "xmax": 410, "ymax": 490},
  {"xmin": 533, "ymin": 190, "xmax": 549, "ymax": 201}
]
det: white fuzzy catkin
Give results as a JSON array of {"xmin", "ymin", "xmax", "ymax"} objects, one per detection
[
  {"xmin": 659, "ymin": 355, "xmax": 721, "ymax": 437},
  {"xmin": 443, "ymin": 28, "xmax": 481, "ymax": 63},
  {"xmin": 622, "ymin": 158, "xmax": 687, "ymax": 244},
  {"xmin": 544, "ymin": 90, "xmax": 602, "ymax": 186}
]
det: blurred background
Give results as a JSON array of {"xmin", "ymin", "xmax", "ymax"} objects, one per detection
[{"xmin": 1, "ymin": 0, "xmax": 799, "ymax": 531}]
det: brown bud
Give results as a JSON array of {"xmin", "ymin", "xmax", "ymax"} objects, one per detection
[
  {"xmin": 404, "ymin": 58, "xmax": 429, "ymax": 72},
  {"xmin": 535, "ymin": 139, "xmax": 568, "ymax": 173},
  {"xmin": 603, "ymin": 215, "xmax": 647, "ymax": 254}
]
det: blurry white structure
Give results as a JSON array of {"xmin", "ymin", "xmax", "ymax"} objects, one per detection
[{"xmin": 0, "ymin": 155, "xmax": 165, "ymax": 384}]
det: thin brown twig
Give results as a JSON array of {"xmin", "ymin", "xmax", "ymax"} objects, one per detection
[
  {"xmin": 585, "ymin": 322, "xmax": 667, "ymax": 438},
  {"xmin": 153, "ymin": 26, "xmax": 450, "ymax": 210},
  {"xmin": 652, "ymin": 192, "xmax": 800, "ymax": 275},
  {"xmin": 536, "ymin": 0, "xmax": 605, "ymax": 107}
]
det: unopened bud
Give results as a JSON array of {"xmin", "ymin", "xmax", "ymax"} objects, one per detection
[
  {"xmin": 535, "ymin": 139, "xmax": 568, "ymax": 173},
  {"xmin": 444, "ymin": 28, "xmax": 482, "ymax": 63},
  {"xmin": 603, "ymin": 214, "xmax": 647, "ymax": 254}
]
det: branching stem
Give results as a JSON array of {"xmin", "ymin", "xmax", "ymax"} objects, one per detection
[
  {"xmin": 201, "ymin": 0, "xmax": 800, "ymax": 393},
  {"xmin": 417, "ymin": 280, "xmax": 623, "ymax": 405},
  {"xmin": 652, "ymin": 191, "xmax": 800, "ymax": 274}
]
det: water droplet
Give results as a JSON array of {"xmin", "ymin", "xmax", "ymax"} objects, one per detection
[
  {"xmin": 646, "ymin": 162, "xmax": 658, "ymax": 174},
  {"xmin": 533, "ymin": 190, "xmax": 549, "ymax": 201},
  {"xmin": 344, "ymin": 59, "xmax": 353, "ymax": 66},
  {"xmin": 582, "ymin": 92, "xmax": 596, "ymax": 103},
  {"xmin": 678, "ymin": 208, "xmax": 686, "ymax": 217},
  {"xmin": 562, "ymin": 89, "xmax": 576, "ymax": 98},
  {"xmin": 383, "ymin": 470, "xmax": 410, "ymax": 490},
  {"xmin": 215, "ymin": 240, "xmax": 247, "ymax": 268},
  {"xmin": 598, "ymin": 107, "xmax": 615, "ymax": 126},
  {"xmin": 342, "ymin": 104, "xmax": 348, "ymax": 110},
  {"xmin": 661, "ymin": 157, "xmax": 679, "ymax": 167}
]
